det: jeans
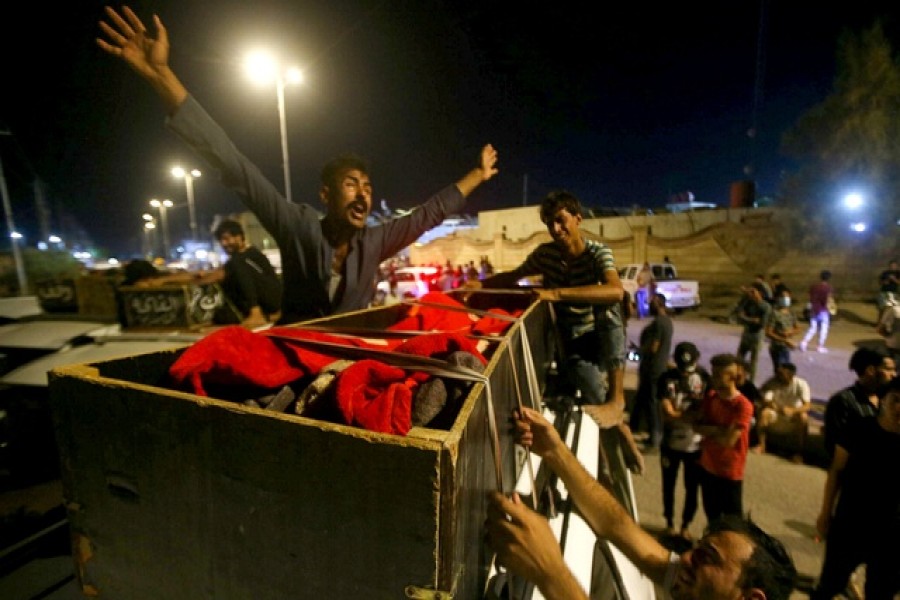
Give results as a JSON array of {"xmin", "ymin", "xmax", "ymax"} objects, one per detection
[
  {"xmin": 737, "ymin": 332, "xmax": 763, "ymax": 383},
  {"xmin": 561, "ymin": 310, "xmax": 626, "ymax": 405},
  {"xmin": 630, "ymin": 368, "xmax": 663, "ymax": 447},
  {"xmin": 661, "ymin": 448, "xmax": 701, "ymax": 529},
  {"xmin": 769, "ymin": 344, "xmax": 790, "ymax": 371},
  {"xmin": 802, "ymin": 310, "xmax": 830, "ymax": 348},
  {"xmin": 700, "ymin": 468, "xmax": 743, "ymax": 523}
]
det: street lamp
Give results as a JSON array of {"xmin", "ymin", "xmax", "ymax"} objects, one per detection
[
  {"xmin": 149, "ymin": 199, "xmax": 173, "ymax": 260},
  {"xmin": 244, "ymin": 51, "xmax": 304, "ymax": 203},
  {"xmin": 142, "ymin": 214, "xmax": 157, "ymax": 259},
  {"xmin": 171, "ymin": 167, "xmax": 201, "ymax": 241}
]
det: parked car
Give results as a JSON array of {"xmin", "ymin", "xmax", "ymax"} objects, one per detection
[
  {"xmin": 376, "ymin": 266, "xmax": 441, "ymax": 299},
  {"xmin": 618, "ymin": 262, "xmax": 701, "ymax": 312}
]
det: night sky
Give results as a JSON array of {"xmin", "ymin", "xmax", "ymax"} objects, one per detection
[{"xmin": 0, "ymin": 1, "xmax": 896, "ymax": 257}]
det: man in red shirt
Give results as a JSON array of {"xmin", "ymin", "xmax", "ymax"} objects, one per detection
[
  {"xmin": 800, "ymin": 269, "xmax": 834, "ymax": 353},
  {"xmin": 694, "ymin": 353, "xmax": 755, "ymax": 523}
]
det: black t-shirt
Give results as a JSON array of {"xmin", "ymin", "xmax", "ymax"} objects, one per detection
[
  {"xmin": 834, "ymin": 417, "xmax": 900, "ymax": 531},
  {"xmin": 222, "ymin": 246, "xmax": 282, "ymax": 317},
  {"xmin": 879, "ymin": 269, "xmax": 900, "ymax": 293}
]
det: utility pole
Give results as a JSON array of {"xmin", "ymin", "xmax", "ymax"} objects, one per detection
[
  {"xmin": 0, "ymin": 154, "xmax": 29, "ymax": 295},
  {"xmin": 522, "ymin": 174, "xmax": 528, "ymax": 206}
]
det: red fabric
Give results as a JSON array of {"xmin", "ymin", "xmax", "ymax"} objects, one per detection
[
  {"xmin": 335, "ymin": 360, "xmax": 413, "ymax": 435},
  {"xmin": 169, "ymin": 326, "xmax": 305, "ymax": 396},
  {"xmin": 389, "ymin": 292, "xmax": 474, "ymax": 332},
  {"xmin": 471, "ymin": 307, "xmax": 522, "ymax": 336},
  {"xmin": 264, "ymin": 327, "xmax": 402, "ymax": 371},
  {"xmin": 168, "ymin": 326, "xmax": 399, "ymax": 396}
]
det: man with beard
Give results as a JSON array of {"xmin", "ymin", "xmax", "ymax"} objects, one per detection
[
  {"xmin": 823, "ymin": 347, "xmax": 897, "ymax": 460},
  {"xmin": 211, "ymin": 219, "xmax": 282, "ymax": 328},
  {"xmin": 98, "ymin": 6, "xmax": 498, "ymax": 325},
  {"xmin": 486, "ymin": 406, "xmax": 797, "ymax": 600}
]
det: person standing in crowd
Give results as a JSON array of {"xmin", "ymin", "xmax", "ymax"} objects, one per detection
[
  {"xmin": 799, "ymin": 270, "xmax": 834, "ymax": 353},
  {"xmin": 765, "ymin": 288, "xmax": 801, "ymax": 371},
  {"xmin": 753, "ymin": 362, "xmax": 811, "ymax": 462},
  {"xmin": 97, "ymin": 6, "xmax": 498, "ymax": 325},
  {"xmin": 753, "ymin": 273, "xmax": 773, "ymax": 304},
  {"xmin": 769, "ymin": 273, "xmax": 790, "ymax": 304},
  {"xmin": 473, "ymin": 190, "xmax": 626, "ymax": 426},
  {"xmin": 735, "ymin": 283, "xmax": 772, "ymax": 384},
  {"xmin": 823, "ymin": 348, "xmax": 896, "ymax": 459},
  {"xmin": 211, "ymin": 219, "xmax": 282, "ymax": 327},
  {"xmin": 635, "ymin": 262, "xmax": 655, "ymax": 319},
  {"xmin": 485, "ymin": 406, "xmax": 797, "ymax": 600},
  {"xmin": 694, "ymin": 354, "xmax": 754, "ymax": 523},
  {"xmin": 812, "ymin": 376, "xmax": 900, "ymax": 599},
  {"xmin": 629, "ymin": 294, "xmax": 673, "ymax": 452},
  {"xmin": 877, "ymin": 259, "xmax": 899, "ymax": 312},
  {"xmin": 658, "ymin": 341, "xmax": 709, "ymax": 540},
  {"xmin": 876, "ymin": 296, "xmax": 900, "ymax": 361}
]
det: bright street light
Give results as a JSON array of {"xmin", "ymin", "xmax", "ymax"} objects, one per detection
[
  {"xmin": 843, "ymin": 192, "xmax": 864, "ymax": 210},
  {"xmin": 244, "ymin": 51, "xmax": 304, "ymax": 203},
  {"xmin": 171, "ymin": 167, "xmax": 201, "ymax": 241},
  {"xmin": 150, "ymin": 198, "xmax": 174, "ymax": 259}
]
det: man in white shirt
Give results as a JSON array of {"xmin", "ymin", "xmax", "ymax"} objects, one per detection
[{"xmin": 753, "ymin": 362, "xmax": 811, "ymax": 462}]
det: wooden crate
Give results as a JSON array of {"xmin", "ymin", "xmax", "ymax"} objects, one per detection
[
  {"xmin": 118, "ymin": 283, "xmax": 223, "ymax": 330},
  {"xmin": 48, "ymin": 292, "xmax": 555, "ymax": 599}
]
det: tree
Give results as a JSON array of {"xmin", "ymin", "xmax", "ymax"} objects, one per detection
[{"xmin": 780, "ymin": 21, "xmax": 900, "ymax": 253}]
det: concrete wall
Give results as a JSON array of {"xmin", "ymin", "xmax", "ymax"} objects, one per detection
[{"xmin": 411, "ymin": 206, "xmax": 895, "ymax": 302}]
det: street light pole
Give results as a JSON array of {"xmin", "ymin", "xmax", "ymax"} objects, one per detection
[
  {"xmin": 276, "ymin": 77, "xmax": 292, "ymax": 204},
  {"xmin": 150, "ymin": 199, "xmax": 173, "ymax": 260},
  {"xmin": 0, "ymin": 146, "xmax": 28, "ymax": 295},
  {"xmin": 172, "ymin": 167, "xmax": 201, "ymax": 241},
  {"xmin": 244, "ymin": 52, "xmax": 303, "ymax": 203}
]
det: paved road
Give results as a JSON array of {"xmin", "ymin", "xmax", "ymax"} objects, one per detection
[{"xmin": 623, "ymin": 301, "xmax": 885, "ymax": 595}]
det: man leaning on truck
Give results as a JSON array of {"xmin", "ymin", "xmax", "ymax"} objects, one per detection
[{"xmin": 469, "ymin": 190, "xmax": 627, "ymax": 426}]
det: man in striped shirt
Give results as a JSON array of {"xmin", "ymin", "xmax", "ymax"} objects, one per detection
[{"xmin": 476, "ymin": 191, "xmax": 627, "ymax": 426}]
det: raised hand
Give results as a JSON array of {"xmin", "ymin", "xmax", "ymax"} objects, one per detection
[{"xmin": 97, "ymin": 6, "xmax": 169, "ymax": 80}]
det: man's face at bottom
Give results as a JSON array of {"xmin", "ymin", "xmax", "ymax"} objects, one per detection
[{"xmin": 670, "ymin": 530, "xmax": 755, "ymax": 599}]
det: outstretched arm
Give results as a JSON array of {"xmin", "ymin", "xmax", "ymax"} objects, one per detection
[
  {"xmin": 454, "ymin": 144, "xmax": 499, "ymax": 197},
  {"xmin": 512, "ymin": 407, "xmax": 672, "ymax": 582},
  {"xmin": 97, "ymin": 5, "xmax": 188, "ymax": 114}
]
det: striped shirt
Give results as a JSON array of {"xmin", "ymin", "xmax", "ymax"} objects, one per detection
[{"xmin": 510, "ymin": 239, "xmax": 619, "ymax": 339}]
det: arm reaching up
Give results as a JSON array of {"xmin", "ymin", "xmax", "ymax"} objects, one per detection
[{"xmin": 97, "ymin": 5, "xmax": 188, "ymax": 113}]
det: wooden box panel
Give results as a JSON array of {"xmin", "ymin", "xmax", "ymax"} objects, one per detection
[
  {"xmin": 118, "ymin": 283, "xmax": 222, "ymax": 330},
  {"xmin": 49, "ymin": 294, "xmax": 555, "ymax": 599}
]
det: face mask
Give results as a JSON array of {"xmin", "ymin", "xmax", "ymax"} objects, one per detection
[{"xmin": 778, "ymin": 296, "xmax": 792, "ymax": 307}]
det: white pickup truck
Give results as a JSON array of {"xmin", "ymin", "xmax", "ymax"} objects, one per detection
[{"xmin": 618, "ymin": 262, "xmax": 701, "ymax": 312}]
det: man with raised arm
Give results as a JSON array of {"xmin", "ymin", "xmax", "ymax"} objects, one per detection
[{"xmin": 97, "ymin": 6, "xmax": 498, "ymax": 324}]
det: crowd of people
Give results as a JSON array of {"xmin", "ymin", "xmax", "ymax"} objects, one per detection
[{"xmin": 98, "ymin": 7, "xmax": 898, "ymax": 597}]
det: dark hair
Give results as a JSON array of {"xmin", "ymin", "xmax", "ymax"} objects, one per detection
[
  {"xmin": 710, "ymin": 353, "xmax": 740, "ymax": 370},
  {"xmin": 886, "ymin": 375, "xmax": 900, "ymax": 392},
  {"xmin": 706, "ymin": 515, "xmax": 796, "ymax": 600},
  {"xmin": 539, "ymin": 190, "xmax": 583, "ymax": 224},
  {"xmin": 848, "ymin": 347, "xmax": 885, "ymax": 377},
  {"xmin": 820, "ymin": 270, "xmax": 832, "ymax": 281},
  {"xmin": 674, "ymin": 341, "xmax": 700, "ymax": 367},
  {"xmin": 320, "ymin": 154, "xmax": 370, "ymax": 188},
  {"xmin": 122, "ymin": 259, "xmax": 158, "ymax": 286},
  {"xmin": 214, "ymin": 219, "xmax": 244, "ymax": 240},
  {"xmin": 778, "ymin": 362, "xmax": 797, "ymax": 374}
]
